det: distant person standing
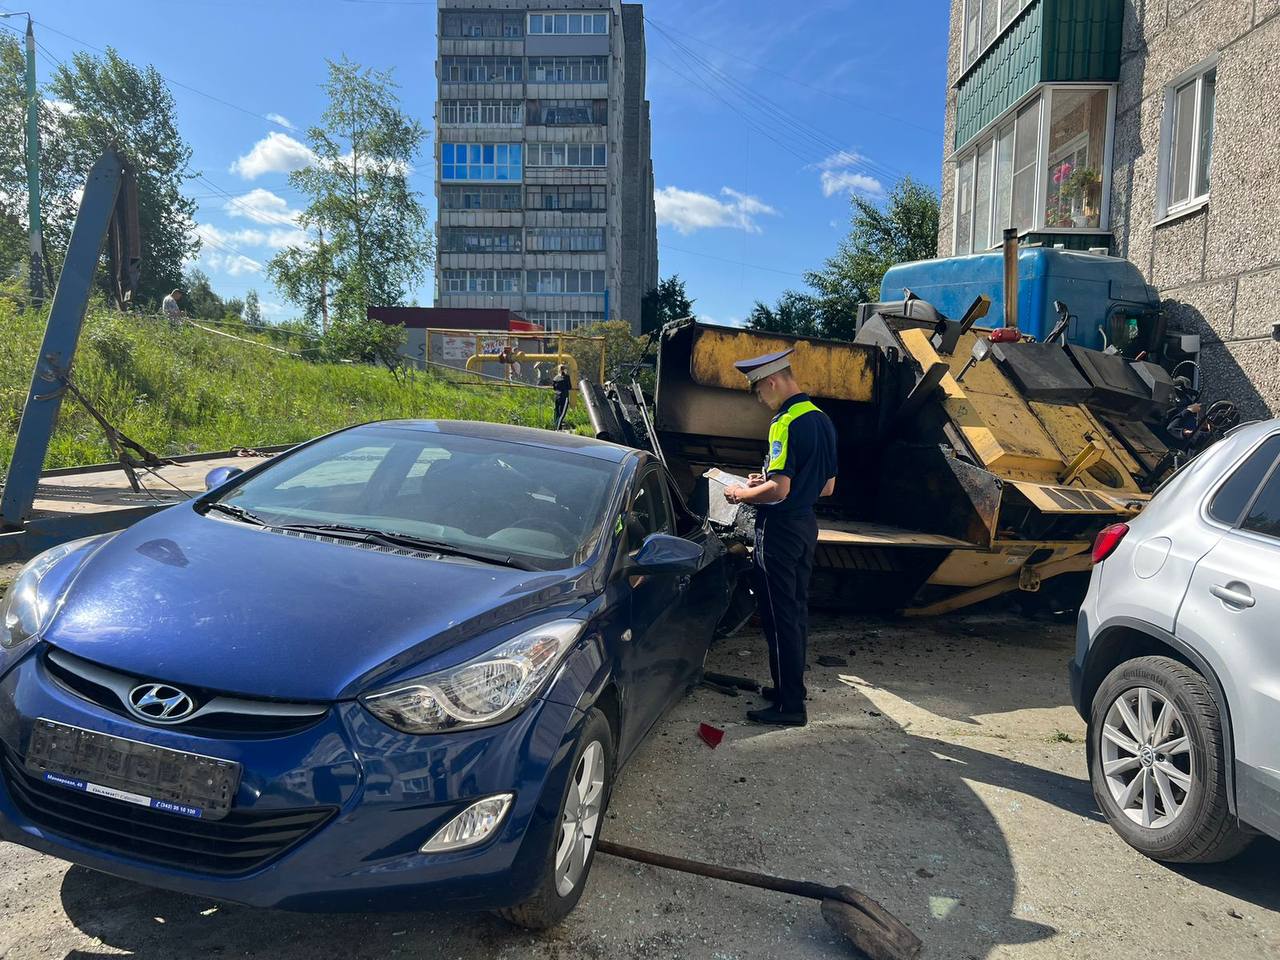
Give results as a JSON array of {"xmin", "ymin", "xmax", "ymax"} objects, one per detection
[
  {"xmin": 551, "ymin": 363, "xmax": 572, "ymax": 430},
  {"xmin": 162, "ymin": 289, "xmax": 184, "ymax": 328}
]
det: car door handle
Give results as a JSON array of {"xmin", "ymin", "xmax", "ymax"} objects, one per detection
[{"xmin": 1210, "ymin": 583, "xmax": 1256, "ymax": 609}]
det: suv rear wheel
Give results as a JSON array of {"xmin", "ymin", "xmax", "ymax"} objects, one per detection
[{"xmin": 1089, "ymin": 656, "xmax": 1253, "ymax": 863}]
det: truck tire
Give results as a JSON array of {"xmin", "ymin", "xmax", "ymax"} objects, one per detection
[
  {"xmin": 1088, "ymin": 656, "xmax": 1253, "ymax": 864},
  {"xmin": 494, "ymin": 708, "xmax": 614, "ymax": 930}
]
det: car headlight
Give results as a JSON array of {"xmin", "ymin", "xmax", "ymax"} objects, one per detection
[
  {"xmin": 361, "ymin": 619, "xmax": 586, "ymax": 734},
  {"xmin": 0, "ymin": 539, "xmax": 93, "ymax": 650}
]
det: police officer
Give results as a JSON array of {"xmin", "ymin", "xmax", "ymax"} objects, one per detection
[{"xmin": 723, "ymin": 349, "xmax": 837, "ymax": 726}]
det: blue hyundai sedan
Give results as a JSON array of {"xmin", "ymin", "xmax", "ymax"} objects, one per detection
[{"xmin": 0, "ymin": 420, "xmax": 732, "ymax": 927}]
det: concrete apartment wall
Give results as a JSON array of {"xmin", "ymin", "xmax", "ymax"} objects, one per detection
[
  {"xmin": 938, "ymin": 0, "xmax": 1280, "ymax": 419},
  {"xmin": 434, "ymin": 0, "xmax": 657, "ymax": 333}
]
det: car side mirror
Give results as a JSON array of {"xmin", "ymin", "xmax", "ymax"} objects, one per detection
[
  {"xmin": 204, "ymin": 466, "xmax": 244, "ymax": 491},
  {"xmin": 630, "ymin": 533, "xmax": 702, "ymax": 575}
]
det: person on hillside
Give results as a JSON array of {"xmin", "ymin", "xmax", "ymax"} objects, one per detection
[
  {"xmin": 551, "ymin": 363, "xmax": 572, "ymax": 430},
  {"xmin": 162, "ymin": 289, "xmax": 184, "ymax": 329}
]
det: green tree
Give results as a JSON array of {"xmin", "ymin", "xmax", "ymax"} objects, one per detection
[
  {"xmin": 180, "ymin": 269, "xmax": 226, "ymax": 321},
  {"xmin": 640, "ymin": 274, "xmax": 694, "ymax": 334},
  {"xmin": 243, "ymin": 288, "xmax": 262, "ymax": 326},
  {"xmin": 269, "ymin": 57, "xmax": 432, "ymax": 327},
  {"xmin": 43, "ymin": 47, "xmax": 198, "ymax": 307},
  {"xmin": 745, "ymin": 290, "xmax": 827, "ymax": 337},
  {"xmin": 0, "ymin": 37, "xmax": 29, "ymax": 280},
  {"xmin": 805, "ymin": 176, "xmax": 940, "ymax": 333},
  {"xmin": 320, "ymin": 316, "xmax": 406, "ymax": 374}
]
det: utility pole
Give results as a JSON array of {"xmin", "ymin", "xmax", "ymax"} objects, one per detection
[
  {"xmin": 24, "ymin": 17, "xmax": 41, "ymax": 307},
  {"xmin": 2, "ymin": 13, "xmax": 43, "ymax": 306},
  {"xmin": 318, "ymin": 224, "xmax": 329, "ymax": 333}
]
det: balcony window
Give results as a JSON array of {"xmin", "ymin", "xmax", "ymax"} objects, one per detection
[
  {"xmin": 441, "ymin": 12, "xmax": 524, "ymax": 39},
  {"xmin": 953, "ymin": 86, "xmax": 1113, "ymax": 255},
  {"xmin": 525, "ymin": 184, "xmax": 607, "ymax": 211},
  {"xmin": 526, "ymin": 270, "xmax": 606, "ymax": 294},
  {"xmin": 1042, "ymin": 88, "xmax": 1109, "ymax": 229},
  {"xmin": 526, "ymin": 142, "xmax": 607, "ymax": 168},
  {"xmin": 439, "ymin": 100, "xmax": 523, "ymax": 126},
  {"xmin": 962, "ymin": 0, "xmax": 1033, "ymax": 71},
  {"xmin": 528, "ymin": 56, "xmax": 608, "ymax": 84},
  {"xmin": 528, "ymin": 12, "xmax": 608, "ymax": 35},
  {"xmin": 440, "ymin": 143, "xmax": 523, "ymax": 182},
  {"xmin": 1160, "ymin": 62, "xmax": 1216, "ymax": 218},
  {"xmin": 527, "ymin": 227, "xmax": 606, "ymax": 252},
  {"xmin": 440, "ymin": 56, "xmax": 522, "ymax": 84},
  {"xmin": 442, "ymin": 269, "xmax": 521, "ymax": 293},
  {"xmin": 440, "ymin": 185, "xmax": 522, "ymax": 210},
  {"xmin": 527, "ymin": 99, "xmax": 607, "ymax": 125},
  {"xmin": 440, "ymin": 228, "xmax": 522, "ymax": 254}
]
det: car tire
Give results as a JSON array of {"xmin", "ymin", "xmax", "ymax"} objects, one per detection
[
  {"xmin": 1088, "ymin": 656, "xmax": 1254, "ymax": 864},
  {"xmin": 494, "ymin": 707, "xmax": 614, "ymax": 930}
]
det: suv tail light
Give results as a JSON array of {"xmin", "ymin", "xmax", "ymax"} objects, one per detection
[{"xmin": 1091, "ymin": 523, "xmax": 1129, "ymax": 564}]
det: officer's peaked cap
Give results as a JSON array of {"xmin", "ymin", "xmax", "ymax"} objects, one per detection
[{"xmin": 734, "ymin": 348, "xmax": 795, "ymax": 384}]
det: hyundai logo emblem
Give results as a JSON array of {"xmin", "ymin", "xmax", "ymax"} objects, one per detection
[{"xmin": 126, "ymin": 683, "xmax": 197, "ymax": 723}]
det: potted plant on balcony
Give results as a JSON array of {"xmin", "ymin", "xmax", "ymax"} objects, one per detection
[{"xmin": 1062, "ymin": 166, "xmax": 1101, "ymax": 228}]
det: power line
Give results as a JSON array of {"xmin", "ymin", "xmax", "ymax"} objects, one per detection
[
  {"xmin": 33, "ymin": 19, "xmax": 296, "ymax": 132},
  {"xmin": 661, "ymin": 244, "xmax": 808, "ymax": 279},
  {"xmin": 643, "ymin": 15, "xmax": 936, "ymax": 137}
]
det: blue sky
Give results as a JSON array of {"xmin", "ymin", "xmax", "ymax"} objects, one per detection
[{"xmin": 3, "ymin": 0, "xmax": 949, "ymax": 325}]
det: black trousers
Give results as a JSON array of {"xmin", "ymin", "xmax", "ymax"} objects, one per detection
[
  {"xmin": 553, "ymin": 392, "xmax": 570, "ymax": 428},
  {"xmin": 753, "ymin": 510, "xmax": 817, "ymax": 713}
]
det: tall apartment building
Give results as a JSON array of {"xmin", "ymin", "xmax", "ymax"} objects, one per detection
[
  {"xmin": 936, "ymin": 0, "xmax": 1280, "ymax": 418},
  {"xmin": 434, "ymin": 0, "xmax": 659, "ymax": 333}
]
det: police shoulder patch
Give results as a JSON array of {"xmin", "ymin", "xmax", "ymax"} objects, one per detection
[{"xmin": 770, "ymin": 439, "xmax": 783, "ymax": 459}]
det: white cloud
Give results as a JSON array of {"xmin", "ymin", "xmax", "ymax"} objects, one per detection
[
  {"xmin": 654, "ymin": 185, "xmax": 778, "ymax": 235},
  {"xmin": 266, "ymin": 112, "xmax": 296, "ymax": 131},
  {"xmin": 43, "ymin": 98, "xmax": 74, "ymax": 117},
  {"xmin": 229, "ymin": 131, "xmax": 316, "ymax": 179},
  {"xmin": 222, "ymin": 187, "xmax": 302, "ymax": 227},
  {"xmin": 194, "ymin": 224, "xmax": 263, "ymax": 276},
  {"xmin": 814, "ymin": 150, "xmax": 884, "ymax": 199}
]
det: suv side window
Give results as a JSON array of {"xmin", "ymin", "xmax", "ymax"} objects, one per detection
[
  {"xmin": 1241, "ymin": 463, "xmax": 1280, "ymax": 540},
  {"xmin": 627, "ymin": 471, "xmax": 672, "ymax": 552},
  {"xmin": 1208, "ymin": 435, "xmax": 1280, "ymax": 525}
]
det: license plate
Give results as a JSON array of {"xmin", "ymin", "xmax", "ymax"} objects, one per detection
[{"xmin": 25, "ymin": 718, "xmax": 241, "ymax": 820}]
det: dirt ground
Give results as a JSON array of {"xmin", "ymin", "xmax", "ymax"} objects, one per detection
[{"xmin": 0, "ymin": 610, "xmax": 1276, "ymax": 960}]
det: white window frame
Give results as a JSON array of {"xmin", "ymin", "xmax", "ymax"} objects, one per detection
[
  {"xmin": 951, "ymin": 83, "xmax": 1115, "ymax": 254},
  {"xmin": 1155, "ymin": 57, "xmax": 1218, "ymax": 222},
  {"xmin": 528, "ymin": 12, "xmax": 609, "ymax": 36},
  {"xmin": 962, "ymin": 0, "xmax": 1034, "ymax": 72}
]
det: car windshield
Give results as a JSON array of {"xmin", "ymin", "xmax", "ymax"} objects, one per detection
[{"xmin": 208, "ymin": 426, "xmax": 620, "ymax": 570}]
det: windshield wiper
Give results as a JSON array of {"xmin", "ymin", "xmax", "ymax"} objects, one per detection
[
  {"xmin": 199, "ymin": 502, "xmax": 266, "ymax": 525},
  {"xmin": 272, "ymin": 522, "xmax": 535, "ymax": 570}
]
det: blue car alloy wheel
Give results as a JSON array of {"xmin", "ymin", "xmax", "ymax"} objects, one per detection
[{"xmin": 0, "ymin": 421, "xmax": 728, "ymax": 922}]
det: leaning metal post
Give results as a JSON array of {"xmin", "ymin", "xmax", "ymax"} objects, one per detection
[{"xmin": 1, "ymin": 150, "xmax": 127, "ymax": 530}]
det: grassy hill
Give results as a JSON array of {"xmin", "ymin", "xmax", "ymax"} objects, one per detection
[{"xmin": 1, "ymin": 299, "xmax": 581, "ymax": 472}]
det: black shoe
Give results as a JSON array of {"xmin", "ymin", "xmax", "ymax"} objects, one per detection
[
  {"xmin": 759, "ymin": 686, "xmax": 779, "ymax": 703},
  {"xmin": 746, "ymin": 706, "xmax": 807, "ymax": 727}
]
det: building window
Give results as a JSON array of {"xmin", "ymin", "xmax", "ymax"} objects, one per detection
[
  {"xmin": 440, "ymin": 228, "xmax": 522, "ymax": 254},
  {"xmin": 525, "ymin": 184, "xmax": 607, "ymax": 210},
  {"xmin": 527, "ymin": 227, "xmax": 606, "ymax": 252},
  {"xmin": 528, "ymin": 12, "xmax": 608, "ymax": 35},
  {"xmin": 527, "ymin": 56, "xmax": 608, "ymax": 84},
  {"xmin": 440, "ymin": 100, "xmax": 523, "ymax": 126},
  {"xmin": 440, "ymin": 185, "xmax": 522, "ymax": 210},
  {"xmin": 962, "ymin": 0, "xmax": 1032, "ymax": 71},
  {"xmin": 525, "ymin": 310, "xmax": 605, "ymax": 331},
  {"xmin": 526, "ymin": 269, "xmax": 606, "ymax": 294},
  {"xmin": 1160, "ymin": 62, "xmax": 1217, "ymax": 217},
  {"xmin": 526, "ymin": 142, "xmax": 607, "ymax": 168},
  {"xmin": 442, "ymin": 269, "xmax": 521, "ymax": 293},
  {"xmin": 1042, "ymin": 88, "xmax": 1109, "ymax": 229},
  {"xmin": 953, "ymin": 86, "xmax": 1113, "ymax": 255},
  {"xmin": 526, "ymin": 99, "xmax": 607, "ymax": 125},
  {"xmin": 440, "ymin": 56, "xmax": 523, "ymax": 84},
  {"xmin": 441, "ymin": 143, "xmax": 523, "ymax": 181},
  {"xmin": 441, "ymin": 12, "xmax": 524, "ymax": 39}
]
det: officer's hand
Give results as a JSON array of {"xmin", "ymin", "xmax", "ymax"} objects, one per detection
[
  {"xmin": 724, "ymin": 485, "xmax": 744, "ymax": 504},
  {"xmin": 747, "ymin": 473, "xmax": 765, "ymax": 487}
]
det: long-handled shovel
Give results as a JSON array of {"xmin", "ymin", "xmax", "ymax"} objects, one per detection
[{"xmin": 597, "ymin": 840, "xmax": 922, "ymax": 960}]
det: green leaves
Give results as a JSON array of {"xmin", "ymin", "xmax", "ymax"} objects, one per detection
[
  {"xmin": 641, "ymin": 275, "xmax": 694, "ymax": 334},
  {"xmin": 267, "ymin": 57, "xmax": 433, "ymax": 333},
  {"xmin": 746, "ymin": 177, "xmax": 940, "ymax": 342}
]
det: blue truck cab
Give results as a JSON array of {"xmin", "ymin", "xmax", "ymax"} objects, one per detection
[{"xmin": 879, "ymin": 247, "xmax": 1161, "ymax": 354}]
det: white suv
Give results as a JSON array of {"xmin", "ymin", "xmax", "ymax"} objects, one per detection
[{"xmin": 1072, "ymin": 419, "xmax": 1280, "ymax": 863}]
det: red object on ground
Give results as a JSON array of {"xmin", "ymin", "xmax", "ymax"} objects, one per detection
[
  {"xmin": 988, "ymin": 326, "xmax": 1022, "ymax": 343},
  {"xmin": 697, "ymin": 723, "xmax": 725, "ymax": 749}
]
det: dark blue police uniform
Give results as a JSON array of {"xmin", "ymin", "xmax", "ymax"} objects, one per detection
[{"xmin": 754, "ymin": 391, "xmax": 837, "ymax": 714}]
